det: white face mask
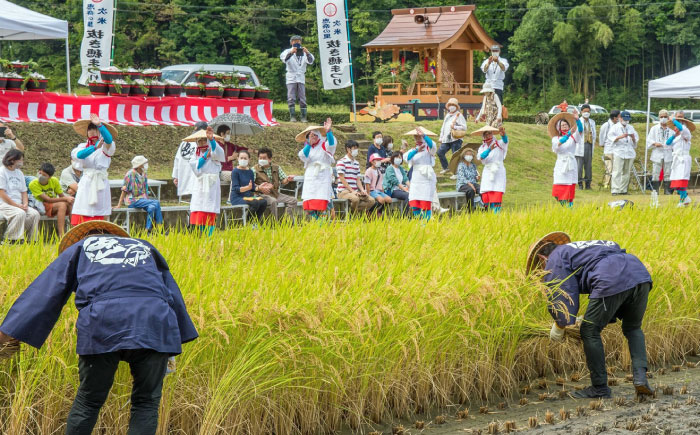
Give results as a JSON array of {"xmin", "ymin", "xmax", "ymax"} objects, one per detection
[
  {"xmin": 238, "ymin": 159, "xmax": 249, "ymax": 167},
  {"xmin": 72, "ymin": 161, "xmax": 82, "ymax": 171},
  {"xmin": 14, "ymin": 161, "xmax": 23, "ymax": 169},
  {"xmin": 491, "ymin": 52, "xmax": 499, "ymax": 58},
  {"xmin": 660, "ymin": 117, "xmax": 668, "ymax": 124},
  {"xmin": 373, "ymin": 161, "xmax": 382, "ymax": 168},
  {"xmin": 258, "ymin": 159, "xmax": 269, "ymax": 167},
  {"xmin": 374, "ymin": 137, "xmax": 383, "ymax": 146},
  {"xmin": 224, "ymin": 134, "xmax": 231, "ymax": 142},
  {"xmin": 582, "ymin": 112, "xmax": 590, "ymax": 119},
  {"xmin": 448, "ymin": 106, "xmax": 457, "ymax": 113},
  {"xmin": 387, "ymin": 142, "xmax": 393, "ymax": 150},
  {"xmin": 143, "ymin": 163, "xmax": 149, "ymax": 171},
  {"xmin": 394, "ymin": 158, "xmax": 402, "ymax": 165},
  {"xmin": 464, "ymin": 155, "xmax": 473, "ymax": 162},
  {"xmin": 351, "ymin": 149, "xmax": 359, "ymax": 157},
  {"xmin": 621, "ymin": 120, "xmax": 628, "ymax": 126}
]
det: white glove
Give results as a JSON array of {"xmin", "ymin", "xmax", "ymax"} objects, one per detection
[{"xmin": 550, "ymin": 322, "xmax": 565, "ymax": 341}]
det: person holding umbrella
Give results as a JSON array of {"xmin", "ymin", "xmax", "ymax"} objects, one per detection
[
  {"xmin": 297, "ymin": 118, "xmax": 335, "ymax": 220},
  {"xmin": 549, "ymin": 112, "xmax": 583, "ymax": 207},
  {"xmin": 475, "ymin": 125, "xmax": 508, "ymax": 213},
  {"xmin": 187, "ymin": 127, "xmax": 225, "ymax": 235}
]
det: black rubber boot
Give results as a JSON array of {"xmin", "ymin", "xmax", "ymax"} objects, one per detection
[
  {"xmin": 633, "ymin": 367, "xmax": 654, "ymax": 396},
  {"xmin": 300, "ymin": 108, "xmax": 308, "ymax": 123},
  {"xmin": 585, "ymin": 181, "xmax": 592, "ymax": 190},
  {"xmin": 578, "ymin": 181, "xmax": 584, "ymax": 189},
  {"xmin": 572, "ymin": 385, "xmax": 612, "ymax": 399},
  {"xmin": 663, "ymin": 181, "xmax": 674, "ymax": 195},
  {"xmin": 289, "ymin": 106, "xmax": 297, "ymax": 122}
]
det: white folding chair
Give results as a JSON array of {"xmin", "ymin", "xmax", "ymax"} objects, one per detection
[{"xmin": 694, "ymin": 157, "xmax": 700, "ymax": 188}]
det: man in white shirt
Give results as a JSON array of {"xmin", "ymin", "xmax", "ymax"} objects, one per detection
[
  {"xmin": 646, "ymin": 109, "xmax": 674, "ymax": 194},
  {"xmin": 280, "ymin": 35, "xmax": 315, "ymax": 123},
  {"xmin": 480, "ymin": 45, "xmax": 509, "ymax": 103},
  {"xmin": 0, "ymin": 123, "xmax": 25, "ymax": 161},
  {"xmin": 576, "ymin": 104, "xmax": 597, "ymax": 190},
  {"xmin": 597, "ymin": 110, "xmax": 620, "ymax": 189},
  {"xmin": 608, "ymin": 111, "xmax": 639, "ymax": 195}
]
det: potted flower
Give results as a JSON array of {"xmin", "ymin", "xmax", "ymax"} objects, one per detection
[
  {"xmin": 0, "ymin": 59, "xmax": 12, "ymax": 73},
  {"xmin": 222, "ymin": 81, "xmax": 240, "ymax": 98},
  {"xmin": 88, "ymin": 78, "xmax": 109, "ymax": 96},
  {"xmin": 11, "ymin": 60, "xmax": 29, "ymax": 74},
  {"xmin": 235, "ymin": 73, "xmax": 249, "ymax": 87},
  {"xmin": 148, "ymin": 79, "xmax": 166, "ymax": 97},
  {"xmin": 254, "ymin": 85, "xmax": 270, "ymax": 99},
  {"xmin": 142, "ymin": 68, "xmax": 162, "ymax": 80},
  {"xmin": 5, "ymin": 72, "xmax": 23, "ymax": 91},
  {"xmin": 203, "ymin": 81, "xmax": 224, "ymax": 98},
  {"xmin": 183, "ymin": 81, "xmax": 203, "ymax": 97},
  {"xmin": 108, "ymin": 79, "xmax": 131, "ymax": 97},
  {"xmin": 130, "ymin": 78, "xmax": 149, "ymax": 97},
  {"xmin": 100, "ymin": 66, "xmax": 123, "ymax": 83},
  {"xmin": 195, "ymin": 70, "xmax": 216, "ymax": 85},
  {"xmin": 125, "ymin": 67, "xmax": 142, "ymax": 81},
  {"xmin": 24, "ymin": 72, "xmax": 49, "ymax": 92},
  {"xmin": 164, "ymin": 79, "xmax": 183, "ymax": 96},
  {"xmin": 0, "ymin": 73, "xmax": 7, "ymax": 90},
  {"xmin": 239, "ymin": 84, "xmax": 256, "ymax": 99}
]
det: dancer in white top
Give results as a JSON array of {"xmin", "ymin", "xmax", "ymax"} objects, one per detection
[
  {"xmin": 666, "ymin": 116, "xmax": 694, "ymax": 207},
  {"xmin": 549, "ymin": 112, "xmax": 583, "ymax": 207},
  {"xmin": 187, "ymin": 127, "xmax": 225, "ymax": 235},
  {"xmin": 297, "ymin": 118, "xmax": 336, "ymax": 220},
  {"xmin": 476, "ymin": 125, "xmax": 509, "ymax": 213}
]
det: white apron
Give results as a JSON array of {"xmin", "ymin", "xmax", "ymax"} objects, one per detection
[
  {"xmin": 477, "ymin": 140, "xmax": 507, "ymax": 193},
  {"xmin": 189, "ymin": 144, "xmax": 225, "ymax": 214},
  {"xmin": 669, "ymin": 127, "xmax": 692, "ymax": 181},
  {"xmin": 299, "ymin": 139, "xmax": 336, "ymax": 202},
  {"xmin": 407, "ymin": 146, "xmax": 437, "ymax": 202},
  {"xmin": 173, "ymin": 141, "xmax": 198, "ymax": 196},
  {"xmin": 552, "ymin": 134, "xmax": 580, "ymax": 185},
  {"xmin": 71, "ymin": 141, "xmax": 115, "ymax": 217}
]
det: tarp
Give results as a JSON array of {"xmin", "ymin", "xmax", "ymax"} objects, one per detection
[
  {"xmin": 0, "ymin": 0, "xmax": 68, "ymax": 40},
  {"xmin": 0, "ymin": 91, "xmax": 278, "ymax": 127},
  {"xmin": 648, "ymin": 65, "xmax": 700, "ymax": 99}
]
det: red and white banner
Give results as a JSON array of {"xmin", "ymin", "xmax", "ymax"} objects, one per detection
[{"xmin": 0, "ymin": 92, "xmax": 278, "ymax": 127}]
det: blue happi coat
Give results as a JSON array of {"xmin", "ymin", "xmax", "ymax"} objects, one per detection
[
  {"xmin": 544, "ymin": 240, "xmax": 652, "ymax": 326},
  {"xmin": 0, "ymin": 236, "xmax": 198, "ymax": 355}
]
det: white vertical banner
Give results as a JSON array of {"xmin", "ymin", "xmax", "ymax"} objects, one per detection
[
  {"xmin": 316, "ymin": 0, "xmax": 352, "ymax": 90},
  {"xmin": 78, "ymin": 0, "xmax": 115, "ymax": 85}
]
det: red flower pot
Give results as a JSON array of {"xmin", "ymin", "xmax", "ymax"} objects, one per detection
[
  {"xmin": 130, "ymin": 85, "xmax": 149, "ymax": 97},
  {"xmin": 184, "ymin": 86, "xmax": 202, "ymax": 97},
  {"xmin": 195, "ymin": 72, "xmax": 216, "ymax": 84},
  {"xmin": 11, "ymin": 64, "xmax": 28, "ymax": 74},
  {"xmin": 126, "ymin": 71, "xmax": 143, "ymax": 81},
  {"xmin": 26, "ymin": 79, "xmax": 48, "ymax": 92},
  {"xmin": 143, "ymin": 72, "xmax": 162, "ymax": 80},
  {"xmin": 108, "ymin": 83, "xmax": 131, "ymax": 97},
  {"xmin": 204, "ymin": 87, "xmax": 224, "ymax": 98},
  {"xmin": 0, "ymin": 78, "xmax": 7, "ymax": 90},
  {"xmin": 100, "ymin": 70, "xmax": 124, "ymax": 83},
  {"xmin": 239, "ymin": 88, "xmax": 256, "ymax": 99},
  {"xmin": 165, "ymin": 85, "xmax": 183, "ymax": 96},
  {"xmin": 148, "ymin": 85, "xmax": 165, "ymax": 97},
  {"xmin": 254, "ymin": 89, "xmax": 270, "ymax": 99},
  {"xmin": 89, "ymin": 83, "xmax": 109, "ymax": 96},
  {"xmin": 223, "ymin": 87, "xmax": 240, "ymax": 98},
  {"xmin": 5, "ymin": 78, "xmax": 23, "ymax": 91}
]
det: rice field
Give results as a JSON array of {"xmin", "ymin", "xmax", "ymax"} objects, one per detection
[{"xmin": 0, "ymin": 203, "xmax": 699, "ymax": 434}]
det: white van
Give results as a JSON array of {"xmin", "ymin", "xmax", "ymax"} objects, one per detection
[{"xmin": 161, "ymin": 64, "xmax": 261, "ymax": 86}]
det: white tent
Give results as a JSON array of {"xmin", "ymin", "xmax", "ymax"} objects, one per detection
[
  {"xmin": 0, "ymin": 0, "xmax": 71, "ymax": 93},
  {"xmin": 644, "ymin": 64, "xmax": 700, "ymax": 191}
]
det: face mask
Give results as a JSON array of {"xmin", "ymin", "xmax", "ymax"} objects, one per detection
[
  {"xmin": 72, "ymin": 161, "xmax": 81, "ymax": 171},
  {"xmin": 394, "ymin": 158, "xmax": 402, "ymax": 165},
  {"xmin": 448, "ymin": 106, "xmax": 457, "ymax": 113},
  {"xmin": 373, "ymin": 161, "xmax": 382, "ymax": 168},
  {"xmin": 238, "ymin": 159, "xmax": 249, "ymax": 167},
  {"xmin": 491, "ymin": 52, "xmax": 499, "ymax": 58},
  {"xmin": 351, "ymin": 149, "xmax": 359, "ymax": 157},
  {"xmin": 38, "ymin": 174, "xmax": 49, "ymax": 184},
  {"xmin": 258, "ymin": 159, "xmax": 269, "ymax": 167},
  {"xmin": 143, "ymin": 163, "xmax": 149, "ymax": 171},
  {"xmin": 582, "ymin": 112, "xmax": 590, "ymax": 119},
  {"xmin": 660, "ymin": 117, "xmax": 668, "ymax": 124},
  {"xmin": 621, "ymin": 120, "xmax": 628, "ymax": 126},
  {"xmin": 15, "ymin": 161, "xmax": 23, "ymax": 169},
  {"xmin": 387, "ymin": 142, "xmax": 393, "ymax": 150},
  {"xmin": 464, "ymin": 155, "xmax": 473, "ymax": 162},
  {"xmin": 224, "ymin": 134, "xmax": 231, "ymax": 142},
  {"xmin": 374, "ymin": 137, "xmax": 383, "ymax": 146}
]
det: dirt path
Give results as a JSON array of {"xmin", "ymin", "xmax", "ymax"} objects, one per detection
[{"xmin": 360, "ymin": 358, "xmax": 700, "ymax": 435}]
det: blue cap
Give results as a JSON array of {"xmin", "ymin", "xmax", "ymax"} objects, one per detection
[{"xmin": 620, "ymin": 111, "xmax": 631, "ymax": 121}]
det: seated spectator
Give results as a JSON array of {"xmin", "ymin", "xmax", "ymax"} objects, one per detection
[
  {"xmin": 230, "ymin": 150, "xmax": 267, "ymax": 223},
  {"xmin": 337, "ymin": 140, "xmax": 375, "ymax": 213},
  {"xmin": 383, "ymin": 151, "xmax": 410, "ymax": 210},
  {"xmin": 114, "ymin": 156, "xmax": 164, "ymax": 234},
  {"xmin": 217, "ymin": 125, "xmax": 253, "ymax": 183},
  {"xmin": 456, "ymin": 148, "xmax": 481, "ymax": 211},
  {"xmin": 60, "ymin": 158, "xmax": 82, "ymax": 196},
  {"xmin": 365, "ymin": 153, "xmax": 393, "ymax": 214},
  {"xmin": 0, "ymin": 149, "xmax": 39, "ymax": 244},
  {"xmin": 253, "ymin": 147, "xmax": 297, "ymax": 218},
  {"xmin": 28, "ymin": 162, "xmax": 74, "ymax": 238}
]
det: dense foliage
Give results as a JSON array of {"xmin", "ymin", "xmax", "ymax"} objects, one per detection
[{"xmin": 2, "ymin": 0, "xmax": 700, "ymax": 111}]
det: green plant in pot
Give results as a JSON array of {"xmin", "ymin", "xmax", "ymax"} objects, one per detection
[
  {"xmin": 204, "ymin": 81, "xmax": 224, "ymax": 98},
  {"xmin": 88, "ymin": 78, "xmax": 109, "ymax": 96},
  {"xmin": 0, "ymin": 59, "xmax": 12, "ymax": 73},
  {"xmin": 22, "ymin": 72, "xmax": 48, "ymax": 92}
]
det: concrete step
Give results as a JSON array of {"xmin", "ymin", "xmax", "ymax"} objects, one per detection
[
  {"xmin": 336, "ymin": 125, "xmax": 357, "ymax": 133},
  {"xmin": 346, "ymin": 133, "xmax": 366, "ymax": 140}
]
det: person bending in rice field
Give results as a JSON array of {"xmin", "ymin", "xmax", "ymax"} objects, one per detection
[
  {"xmin": 526, "ymin": 233, "xmax": 654, "ymax": 399},
  {"xmin": 0, "ymin": 221, "xmax": 198, "ymax": 435}
]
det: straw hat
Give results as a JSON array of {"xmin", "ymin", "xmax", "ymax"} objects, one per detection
[
  {"xmin": 673, "ymin": 117, "xmax": 696, "ymax": 133},
  {"xmin": 446, "ymin": 97, "xmax": 459, "ymax": 109},
  {"xmin": 182, "ymin": 129, "xmax": 223, "ymax": 143},
  {"xmin": 526, "ymin": 232, "xmax": 571, "ymax": 275},
  {"xmin": 295, "ymin": 125, "xmax": 325, "ymax": 143},
  {"xmin": 131, "ymin": 155, "xmax": 148, "ymax": 169},
  {"xmin": 73, "ymin": 119, "xmax": 118, "ymax": 139},
  {"xmin": 480, "ymin": 82, "xmax": 495, "ymax": 94},
  {"xmin": 547, "ymin": 112, "xmax": 577, "ymax": 138},
  {"xmin": 58, "ymin": 221, "xmax": 129, "ymax": 254},
  {"xmin": 448, "ymin": 143, "xmax": 480, "ymax": 175},
  {"xmin": 470, "ymin": 125, "xmax": 499, "ymax": 136},
  {"xmin": 403, "ymin": 127, "xmax": 437, "ymax": 136}
]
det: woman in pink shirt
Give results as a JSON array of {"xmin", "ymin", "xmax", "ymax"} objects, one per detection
[{"xmin": 365, "ymin": 153, "xmax": 393, "ymax": 214}]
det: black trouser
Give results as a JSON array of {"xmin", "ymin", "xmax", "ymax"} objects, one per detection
[
  {"xmin": 244, "ymin": 198, "xmax": 267, "ymax": 222},
  {"xmin": 66, "ymin": 349, "xmax": 169, "ymax": 435},
  {"xmin": 576, "ymin": 142, "xmax": 593, "ymax": 187},
  {"xmin": 458, "ymin": 183, "xmax": 480, "ymax": 211},
  {"xmin": 390, "ymin": 189, "xmax": 409, "ymax": 214},
  {"xmin": 495, "ymin": 88, "xmax": 503, "ymax": 104},
  {"xmin": 580, "ymin": 282, "xmax": 651, "ymax": 388}
]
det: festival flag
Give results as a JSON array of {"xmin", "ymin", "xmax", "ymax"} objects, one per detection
[
  {"xmin": 78, "ymin": 0, "xmax": 115, "ymax": 85},
  {"xmin": 315, "ymin": 0, "xmax": 352, "ymax": 90}
]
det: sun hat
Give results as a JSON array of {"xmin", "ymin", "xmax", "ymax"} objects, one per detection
[
  {"xmin": 673, "ymin": 117, "xmax": 696, "ymax": 132},
  {"xmin": 131, "ymin": 155, "xmax": 148, "ymax": 169},
  {"xmin": 526, "ymin": 232, "xmax": 571, "ymax": 275},
  {"xmin": 182, "ymin": 129, "xmax": 223, "ymax": 143},
  {"xmin": 446, "ymin": 97, "xmax": 460, "ymax": 109},
  {"xmin": 73, "ymin": 119, "xmax": 118, "ymax": 139},
  {"xmin": 58, "ymin": 221, "xmax": 129, "ymax": 254},
  {"xmin": 547, "ymin": 112, "xmax": 577, "ymax": 138},
  {"xmin": 470, "ymin": 125, "xmax": 500, "ymax": 136},
  {"xmin": 403, "ymin": 127, "xmax": 437, "ymax": 136},
  {"xmin": 295, "ymin": 125, "xmax": 326, "ymax": 143},
  {"xmin": 480, "ymin": 82, "xmax": 495, "ymax": 94},
  {"xmin": 448, "ymin": 143, "xmax": 480, "ymax": 174},
  {"xmin": 369, "ymin": 153, "xmax": 383, "ymax": 163}
]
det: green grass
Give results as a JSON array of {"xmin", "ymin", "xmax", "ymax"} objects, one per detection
[{"xmin": 1, "ymin": 204, "xmax": 699, "ymax": 433}]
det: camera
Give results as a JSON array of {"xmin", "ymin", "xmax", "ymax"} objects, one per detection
[{"xmin": 294, "ymin": 43, "xmax": 304, "ymax": 56}]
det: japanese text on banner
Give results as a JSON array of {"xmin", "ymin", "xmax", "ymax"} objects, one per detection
[
  {"xmin": 316, "ymin": 0, "xmax": 352, "ymax": 90},
  {"xmin": 78, "ymin": 0, "xmax": 115, "ymax": 85}
]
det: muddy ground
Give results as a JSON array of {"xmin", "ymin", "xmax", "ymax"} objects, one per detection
[{"xmin": 359, "ymin": 357, "xmax": 700, "ymax": 435}]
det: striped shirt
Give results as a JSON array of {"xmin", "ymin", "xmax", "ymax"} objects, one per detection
[{"xmin": 336, "ymin": 155, "xmax": 360, "ymax": 192}]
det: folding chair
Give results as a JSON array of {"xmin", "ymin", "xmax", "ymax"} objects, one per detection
[
  {"xmin": 598, "ymin": 155, "xmax": 612, "ymax": 191},
  {"xmin": 694, "ymin": 157, "xmax": 700, "ymax": 188},
  {"xmin": 631, "ymin": 161, "xmax": 652, "ymax": 193}
]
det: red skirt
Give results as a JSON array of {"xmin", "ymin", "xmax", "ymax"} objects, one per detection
[
  {"xmin": 190, "ymin": 211, "xmax": 217, "ymax": 226},
  {"xmin": 70, "ymin": 215, "xmax": 105, "ymax": 226},
  {"xmin": 670, "ymin": 180, "xmax": 688, "ymax": 189},
  {"xmin": 303, "ymin": 199, "xmax": 328, "ymax": 211},
  {"xmin": 481, "ymin": 191, "xmax": 503, "ymax": 204},
  {"xmin": 552, "ymin": 184, "xmax": 576, "ymax": 201},
  {"xmin": 409, "ymin": 200, "xmax": 432, "ymax": 211}
]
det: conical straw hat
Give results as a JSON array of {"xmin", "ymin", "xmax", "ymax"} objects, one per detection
[
  {"xmin": 526, "ymin": 232, "xmax": 571, "ymax": 275},
  {"xmin": 73, "ymin": 119, "xmax": 118, "ymax": 139},
  {"xmin": 58, "ymin": 221, "xmax": 129, "ymax": 254}
]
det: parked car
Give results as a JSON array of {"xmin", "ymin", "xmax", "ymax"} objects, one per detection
[
  {"xmin": 547, "ymin": 104, "xmax": 608, "ymax": 115},
  {"xmin": 161, "ymin": 64, "xmax": 261, "ymax": 87},
  {"xmin": 577, "ymin": 104, "xmax": 608, "ymax": 114},
  {"xmin": 624, "ymin": 109, "xmax": 659, "ymax": 122},
  {"xmin": 548, "ymin": 105, "xmax": 579, "ymax": 115},
  {"xmin": 669, "ymin": 110, "xmax": 700, "ymax": 122}
]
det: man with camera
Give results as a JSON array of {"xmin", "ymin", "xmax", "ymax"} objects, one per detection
[
  {"xmin": 480, "ymin": 45, "xmax": 509, "ymax": 103},
  {"xmin": 280, "ymin": 35, "xmax": 315, "ymax": 123}
]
